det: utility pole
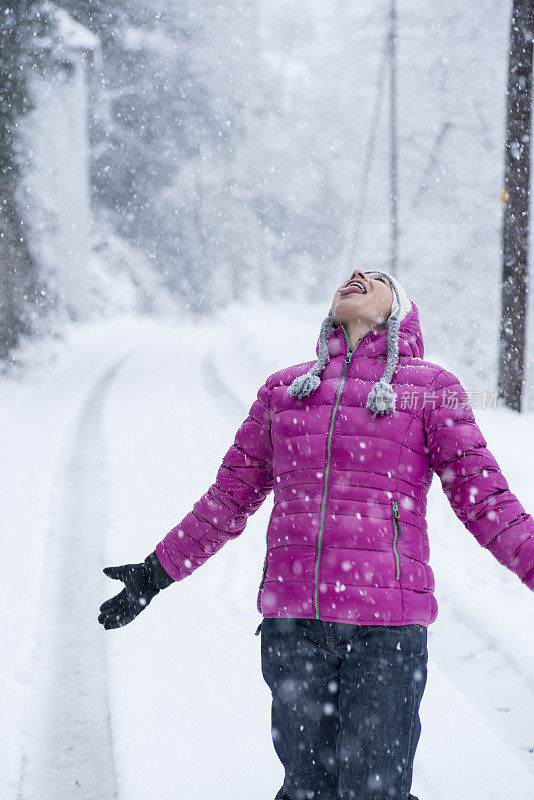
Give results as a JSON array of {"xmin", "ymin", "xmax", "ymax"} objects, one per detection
[{"xmin": 498, "ymin": 0, "xmax": 534, "ymax": 411}]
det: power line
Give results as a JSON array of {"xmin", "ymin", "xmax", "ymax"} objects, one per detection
[
  {"xmin": 342, "ymin": 29, "xmax": 389, "ymax": 280},
  {"xmin": 342, "ymin": 2, "xmax": 400, "ymax": 281}
]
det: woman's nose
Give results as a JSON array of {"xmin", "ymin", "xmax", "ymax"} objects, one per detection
[{"xmin": 349, "ymin": 269, "xmax": 366, "ymax": 283}]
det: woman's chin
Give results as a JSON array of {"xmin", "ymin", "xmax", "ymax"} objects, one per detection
[
  {"xmin": 337, "ymin": 293, "xmax": 368, "ymax": 308},
  {"xmin": 332, "ymin": 295, "xmax": 368, "ymax": 321}
]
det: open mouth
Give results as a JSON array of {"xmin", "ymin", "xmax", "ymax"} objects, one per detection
[{"xmin": 339, "ymin": 280, "xmax": 367, "ymax": 296}]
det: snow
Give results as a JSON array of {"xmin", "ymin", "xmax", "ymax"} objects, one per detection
[
  {"xmin": 3, "ymin": 0, "xmax": 534, "ymax": 796},
  {"xmin": 53, "ymin": 7, "xmax": 100, "ymax": 51},
  {"xmin": 20, "ymin": 9, "xmax": 173, "ymax": 326},
  {"xmin": 2, "ymin": 303, "xmax": 534, "ymax": 799},
  {"xmin": 23, "ymin": 46, "xmax": 93, "ymax": 317}
]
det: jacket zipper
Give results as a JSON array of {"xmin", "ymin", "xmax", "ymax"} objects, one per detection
[
  {"xmin": 392, "ymin": 500, "xmax": 403, "ymax": 581},
  {"xmin": 313, "ymin": 327, "xmax": 364, "ymax": 618},
  {"xmin": 259, "ymin": 500, "xmax": 277, "ymax": 591}
]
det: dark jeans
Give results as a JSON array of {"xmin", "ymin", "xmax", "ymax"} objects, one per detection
[{"xmin": 259, "ymin": 618, "xmax": 428, "ymax": 800}]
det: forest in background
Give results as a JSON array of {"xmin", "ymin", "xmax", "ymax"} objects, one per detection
[{"xmin": 1, "ymin": 1, "xmax": 533, "ymax": 404}]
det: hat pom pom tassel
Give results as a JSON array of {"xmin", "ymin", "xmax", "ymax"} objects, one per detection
[
  {"xmin": 288, "ymin": 373, "xmax": 321, "ymax": 399},
  {"xmin": 366, "ymin": 380, "xmax": 396, "ymax": 417}
]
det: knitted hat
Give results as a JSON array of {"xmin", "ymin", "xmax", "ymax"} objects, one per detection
[{"xmin": 287, "ymin": 270, "xmax": 412, "ymax": 416}]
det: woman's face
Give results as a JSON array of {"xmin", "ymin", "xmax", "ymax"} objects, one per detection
[{"xmin": 330, "ymin": 270, "xmax": 394, "ymax": 330}]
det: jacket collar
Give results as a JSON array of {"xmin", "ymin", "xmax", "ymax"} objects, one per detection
[{"xmin": 316, "ymin": 301, "xmax": 424, "ymax": 360}]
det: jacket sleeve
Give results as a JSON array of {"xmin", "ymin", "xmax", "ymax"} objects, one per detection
[
  {"xmin": 155, "ymin": 377, "xmax": 274, "ymax": 582},
  {"xmin": 423, "ymin": 368, "xmax": 534, "ymax": 591}
]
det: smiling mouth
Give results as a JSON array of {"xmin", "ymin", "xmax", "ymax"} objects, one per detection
[{"xmin": 339, "ymin": 280, "xmax": 367, "ymax": 296}]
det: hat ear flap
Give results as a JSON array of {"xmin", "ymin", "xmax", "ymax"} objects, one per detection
[{"xmin": 287, "ymin": 314, "xmax": 334, "ymax": 399}]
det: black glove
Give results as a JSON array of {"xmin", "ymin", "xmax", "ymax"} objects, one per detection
[{"xmin": 98, "ymin": 551, "xmax": 174, "ymax": 630}]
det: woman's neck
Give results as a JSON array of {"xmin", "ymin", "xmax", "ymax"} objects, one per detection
[{"xmin": 342, "ymin": 319, "xmax": 386, "ymax": 350}]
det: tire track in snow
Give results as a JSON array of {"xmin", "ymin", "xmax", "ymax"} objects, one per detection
[
  {"xmin": 428, "ymin": 595, "xmax": 534, "ymax": 780},
  {"xmin": 17, "ymin": 356, "xmax": 129, "ymax": 800},
  {"xmin": 201, "ymin": 350, "xmax": 247, "ymax": 419}
]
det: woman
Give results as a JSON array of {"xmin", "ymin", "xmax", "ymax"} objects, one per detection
[{"xmin": 99, "ymin": 269, "xmax": 534, "ymax": 800}]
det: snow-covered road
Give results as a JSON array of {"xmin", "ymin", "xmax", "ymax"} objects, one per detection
[
  {"xmin": 18, "ymin": 357, "xmax": 126, "ymax": 799},
  {"xmin": 2, "ymin": 307, "xmax": 534, "ymax": 799}
]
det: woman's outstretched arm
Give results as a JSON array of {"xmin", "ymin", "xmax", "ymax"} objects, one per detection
[
  {"xmin": 155, "ymin": 377, "xmax": 275, "ymax": 582},
  {"xmin": 99, "ymin": 377, "xmax": 274, "ymax": 629},
  {"xmin": 424, "ymin": 368, "xmax": 534, "ymax": 591}
]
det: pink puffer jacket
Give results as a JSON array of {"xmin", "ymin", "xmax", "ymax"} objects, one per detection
[{"xmin": 156, "ymin": 303, "xmax": 534, "ymax": 626}]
